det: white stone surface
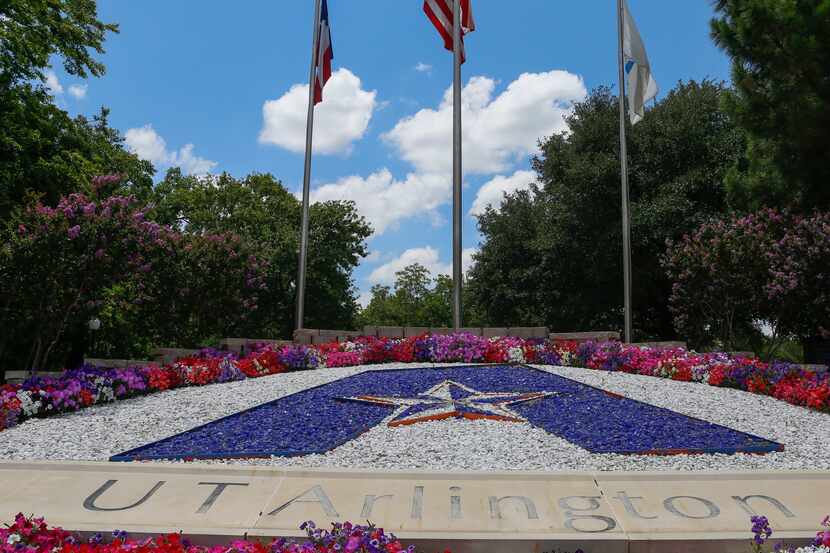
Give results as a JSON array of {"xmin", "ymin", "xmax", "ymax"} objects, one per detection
[{"xmin": 1, "ymin": 363, "xmax": 828, "ymax": 472}]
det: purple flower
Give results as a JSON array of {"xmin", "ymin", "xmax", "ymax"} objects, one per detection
[
  {"xmin": 750, "ymin": 515, "xmax": 772, "ymax": 545},
  {"xmin": 67, "ymin": 225, "xmax": 81, "ymax": 240},
  {"xmin": 344, "ymin": 536, "xmax": 360, "ymax": 553}
]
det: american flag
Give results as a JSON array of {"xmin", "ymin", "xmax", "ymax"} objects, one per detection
[
  {"xmin": 423, "ymin": 0, "xmax": 475, "ymax": 63},
  {"xmin": 313, "ymin": 0, "xmax": 334, "ymax": 105}
]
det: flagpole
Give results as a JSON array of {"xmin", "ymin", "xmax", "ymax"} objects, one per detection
[
  {"xmin": 451, "ymin": 0, "xmax": 463, "ymax": 329},
  {"xmin": 616, "ymin": 0, "xmax": 633, "ymax": 344},
  {"xmin": 295, "ymin": 0, "xmax": 323, "ymax": 332}
]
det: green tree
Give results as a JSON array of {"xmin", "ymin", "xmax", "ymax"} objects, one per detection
[
  {"xmin": 711, "ymin": 0, "xmax": 830, "ymax": 210},
  {"xmin": 0, "ymin": 91, "xmax": 154, "ymax": 220},
  {"xmin": 0, "ymin": 0, "xmax": 117, "ymax": 88},
  {"xmin": 150, "ymin": 170, "xmax": 372, "ymax": 336},
  {"xmin": 358, "ymin": 264, "xmax": 453, "ymax": 327},
  {"xmin": 0, "ymin": 0, "xmax": 142, "ymax": 221},
  {"xmin": 467, "ymin": 81, "xmax": 745, "ymax": 338}
]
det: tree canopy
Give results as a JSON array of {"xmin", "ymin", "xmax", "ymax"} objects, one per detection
[
  {"xmin": 151, "ymin": 170, "xmax": 373, "ymax": 336},
  {"xmin": 0, "ymin": 0, "xmax": 117, "ymax": 88},
  {"xmin": 358, "ymin": 264, "xmax": 453, "ymax": 328},
  {"xmin": 467, "ymin": 81, "xmax": 746, "ymax": 339},
  {"xmin": 711, "ymin": 0, "xmax": 830, "ymax": 210}
]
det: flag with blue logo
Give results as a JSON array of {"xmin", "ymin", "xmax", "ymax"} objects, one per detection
[{"xmin": 622, "ymin": 0, "xmax": 658, "ymax": 124}]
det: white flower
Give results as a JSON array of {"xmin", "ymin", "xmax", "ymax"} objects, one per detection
[
  {"xmin": 508, "ymin": 347, "xmax": 525, "ymax": 363},
  {"xmin": 16, "ymin": 390, "xmax": 43, "ymax": 416},
  {"xmin": 7, "ymin": 534, "xmax": 21, "ymax": 545}
]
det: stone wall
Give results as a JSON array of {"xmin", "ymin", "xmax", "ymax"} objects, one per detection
[{"xmin": 293, "ymin": 327, "xmax": 551, "ymax": 344}]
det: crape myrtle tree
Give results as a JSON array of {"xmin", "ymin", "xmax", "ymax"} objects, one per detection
[
  {"xmin": 467, "ymin": 81, "xmax": 746, "ymax": 339},
  {"xmin": 0, "ymin": 185, "xmax": 269, "ymax": 375},
  {"xmin": 663, "ymin": 209, "xmax": 830, "ymax": 356},
  {"xmin": 711, "ymin": 0, "xmax": 830, "ymax": 211},
  {"xmin": 150, "ymin": 170, "xmax": 372, "ymax": 337}
]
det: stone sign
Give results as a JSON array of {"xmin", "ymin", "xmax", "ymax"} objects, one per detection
[{"xmin": 0, "ymin": 462, "xmax": 825, "ymax": 553}]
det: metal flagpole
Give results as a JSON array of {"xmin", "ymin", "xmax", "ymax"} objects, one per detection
[
  {"xmin": 295, "ymin": 0, "xmax": 323, "ymax": 331},
  {"xmin": 451, "ymin": 0, "xmax": 463, "ymax": 329},
  {"xmin": 616, "ymin": 0, "xmax": 633, "ymax": 343}
]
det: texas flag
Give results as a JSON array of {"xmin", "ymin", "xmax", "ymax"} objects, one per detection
[
  {"xmin": 423, "ymin": 0, "xmax": 475, "ymax": 63},
  {"xmin": 313, "ymin": 0, "xmax": 334, "ymax": 105}
]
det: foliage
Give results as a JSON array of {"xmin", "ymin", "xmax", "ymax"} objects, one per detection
[
  {"xmin": 0, "ymin": 86, "xmax": 154, "ymax": 221},
  {"xmin": 0, "ymin": 188, "xmax": 268, "ymax": 373},
  {"xmin": 467, "ymin": 81, "xmax": 745, "ymax": 339},
  {"xmin": 711, "ymin": 0, "xmax": 830, "ymax": 211},
  {"xmin": 0, "ymin": 0, "xmax": 150, "ymax": 221},
  {"xmin": 0, "ymin": 0, "xmax": 117, "ymax": 88},
  {"xmin": 150, "ymin": 170, "xmax": 372, "ymax": 335},
  {"xmin": 358, "ymin": 264, "xmax": 453, "ymax": 327},
  {"xmin": 0, "ymin": 192, "xmax": 165, "ymax": 372},
  {"xmin": 663, "ymin": 209, "xmax": 830, "ymax": 354}
]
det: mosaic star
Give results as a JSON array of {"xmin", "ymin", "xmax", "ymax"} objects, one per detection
[{"xmin": 339, "ymin": 380, "xmax": 556, "ymax": 427}]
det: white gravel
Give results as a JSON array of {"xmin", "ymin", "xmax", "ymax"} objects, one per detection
[{"xmin": 1, "ymin": 363, "xmax": 828, "ymax": 472}]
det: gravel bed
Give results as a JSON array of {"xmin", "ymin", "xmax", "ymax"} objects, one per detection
[{"xmin": 1, "ymin": 363, "xmax": 827, "ymax": 472}]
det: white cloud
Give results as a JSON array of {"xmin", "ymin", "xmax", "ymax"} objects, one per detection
[
  {"xmin": 45, "ymin": 70, "xmax": 64, "ymax": 96},
  {"xmin": 68, "ymin": 84, "xmax": 87, "ymax": 99},
  {"xmin": 364, "ymin": 250, "xmax": 381, "ymax": 263},
  {"xmin": 259, "ymin": 68, "xmax": 376, "ymax": 155},
  {"xmin": 309, "ymin": 169, "xmax": 451, "ymax": 236},
  {"xmin": 125, "ymin": 125, "xmax": 217, "ymax": 175},
  {"xmin": 469, "ymin": 170, "xmax": 536, "ymax": 216},
  {"xmin": 414, "ymin": 62, "xmax": 432, "ymax": 73},
  {"xmin": 368, "ymin": 246, "xmax": 478, "ymax": 285},
  {"xmin": 357, "ymin": 291, "xmax": 373, "ymax": 308},
  {"xmin": 462, "ymin": 247, "xmax": 476, "ymax": 274},
  {"xmin": 383, "ymin": 70, "xmax": 586, "ymax": 175},
  {"xmin": 369, "ymin": 247, "xmax": 448, "ymax": 285},
  {"xmin": 125, "ymin": 125, "xmax": 167, "ymax": 165}
]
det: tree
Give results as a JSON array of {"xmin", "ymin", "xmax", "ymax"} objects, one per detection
[
  {"xmin": 150, "ymin": 170, "xmax": 372, "ymax": 336},
  {"xmin": 663, "ymin": 209, "xmax": 830, "ymax": 356},
  {"xmin": 358, "ymin": 264, "xmax": 453, "ymax": 328},
  {"xmin": 0, "ymin": 0, "xmax": 117, "ymax": 89},
  {"xmin": 467, "ymin": 81, "xmax": 745, "ymax": 338},
  {"xmin": 711, "ymin": 0, "xmax": 830, "ymax": 210},
  {"xmin": 0, "ymin": 189, "xmax": 269, "ymax": 375},
  {"xmin": 0, "ymin": 91, "xmax": 154, "ymax": 220},
  {"xmin": 0, "ymin": 0, "xmax": 143, "ymax": 221}
]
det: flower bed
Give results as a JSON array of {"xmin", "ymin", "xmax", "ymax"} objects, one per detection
[
  {"xmin": 2, "ymin": 335, "xmax": 828, "ymax": 434},
  {"xmin": 2, "ymin": 513, "xmax": 829, "ymax": 553},
  {"xmin": 0, "ymin": 514, "xmax": 426, "ymax": 553}
]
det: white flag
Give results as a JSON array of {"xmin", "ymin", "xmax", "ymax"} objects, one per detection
[{"xmin": 622, "ymin": 0, "xmax": 658, "ymax": 124}]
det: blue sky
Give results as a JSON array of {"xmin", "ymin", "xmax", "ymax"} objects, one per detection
[{"xmin": 50, "ymin": 0, "xmax": 732, "ymax": 305}]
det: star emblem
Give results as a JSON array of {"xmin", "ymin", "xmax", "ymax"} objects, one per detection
[{"xmin": 339, "ymin": 380, "xmax": 555, "ymax": 427}]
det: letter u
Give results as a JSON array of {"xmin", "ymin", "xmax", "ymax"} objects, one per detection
[{"xmin": 83, "ymin": 479, "xmax": 166, "ymax": 512}]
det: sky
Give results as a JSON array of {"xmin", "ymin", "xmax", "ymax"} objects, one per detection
[{"xmin": 49, "ymin": 0, "xmax": 732, "ymax": 306}]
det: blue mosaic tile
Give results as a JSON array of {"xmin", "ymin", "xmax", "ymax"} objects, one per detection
[{"xmin": 111, "ymin": 365, "xmax": 783, "ymax": 461}]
